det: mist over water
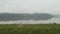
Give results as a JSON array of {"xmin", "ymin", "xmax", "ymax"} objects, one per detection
[{"xmin": 0, "ymin": 0, "xmax": 60, "ymax": 24}]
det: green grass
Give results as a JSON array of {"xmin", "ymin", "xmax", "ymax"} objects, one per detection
[{"xmin": 0, "ymin": 24, "xmax": 60, "ymax": 34}]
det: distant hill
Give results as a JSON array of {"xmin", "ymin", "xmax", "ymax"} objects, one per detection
[
  {"xmin": 0, "ymin": 13, "xmax": 53, "ymax": 21},
  {"xmin": 32, "ymin": 13, "xmax": 53, "ymax": 20}
]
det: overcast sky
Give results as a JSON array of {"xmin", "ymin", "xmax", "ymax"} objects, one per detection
[{"xmin": 0, "ymin": 0, "xmax": 60, "ymax": 14}]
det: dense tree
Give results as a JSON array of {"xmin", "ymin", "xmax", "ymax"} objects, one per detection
[{"xmin": 0, "ymin": 13, "xmax": 53, "ymax": 21}]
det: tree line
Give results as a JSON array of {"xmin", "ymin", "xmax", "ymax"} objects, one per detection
[{"xmin": 0, "ymin": 13, "xmax": 54, "ymax": 21}]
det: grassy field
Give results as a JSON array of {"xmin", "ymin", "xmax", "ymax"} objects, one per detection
[{"xmin": 0, "ymin": 24, "xmax": 60, "ymax": 34}]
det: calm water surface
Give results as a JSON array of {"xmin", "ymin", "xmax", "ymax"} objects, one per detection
[{"xmin": 0, "ymin": 18, "xmax": 60, "ymax": 24}]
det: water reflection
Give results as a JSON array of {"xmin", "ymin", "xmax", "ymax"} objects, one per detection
[{"xmin": 0, "ymin": 18, "xmax": 60, "ymax": 24}]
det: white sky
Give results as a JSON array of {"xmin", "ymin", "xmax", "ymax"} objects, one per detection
[{"xmin": 0, "ymin": 0, "xmax": 60, "ymax": 14}]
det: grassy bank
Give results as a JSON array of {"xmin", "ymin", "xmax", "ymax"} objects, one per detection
[{"xmin": 0, "ymin": 24, "xmax": 60, "ymax": 34}]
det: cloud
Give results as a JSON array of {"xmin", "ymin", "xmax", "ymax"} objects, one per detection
[{"xmin": 0, "ymin": 0, "xmax": 60, "ymax": 14}]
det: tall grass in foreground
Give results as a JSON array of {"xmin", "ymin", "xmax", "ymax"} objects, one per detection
[{"xmin": 0, "ymin": 24, "xmax": 60, "ymax": 34}]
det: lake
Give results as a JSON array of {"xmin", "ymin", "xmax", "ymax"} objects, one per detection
[{"xmin": 0, "ymin": 18, "xmax": 60, "ymax": 24}]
